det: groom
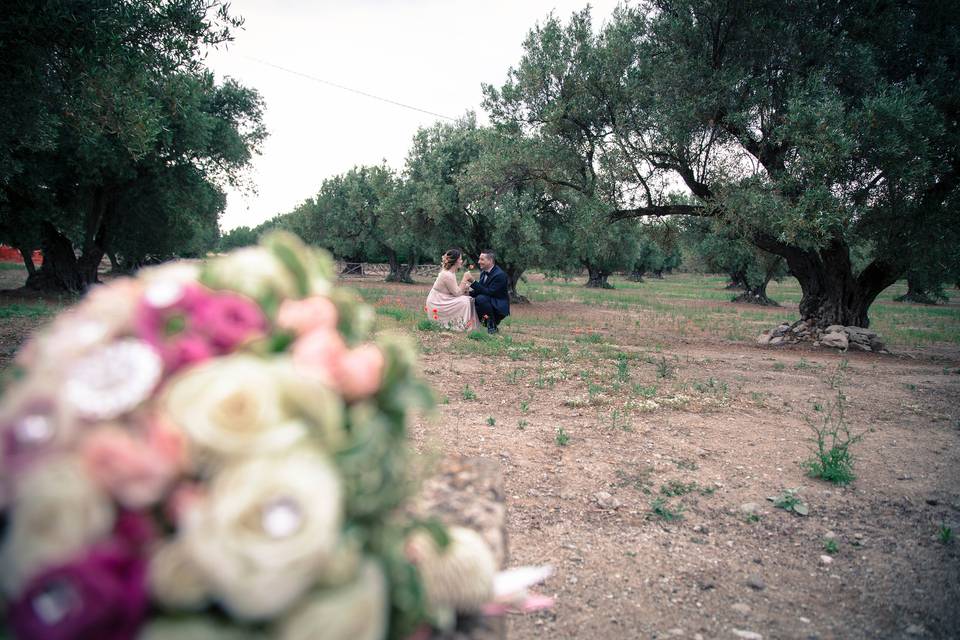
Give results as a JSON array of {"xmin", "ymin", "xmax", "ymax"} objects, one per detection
[{"xmin": 467, "ymin": 250, "xmax": 510, "ymax": 334}]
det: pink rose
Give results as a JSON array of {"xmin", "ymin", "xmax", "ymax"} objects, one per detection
[
  {"xmin": 81, "ymin": 418, "xmax": 185, "ymax": 509},
  {"xmin": 291, "ymin": 329, "xmax": 348, "ymax": 386},
  {"xmin": 335, "ymin": 344, "xmax": 385, "ymax": 401},
  {"xmin": 276, "ymin": 296, "xmax": 338, "ymax": 336},
  {"xmin": 194, "ymin": 293, "xmax": 268, "ymax": 351},
  {"xmin": 134, "ymin": 283, "xmax": 266, "ymax": 373}
]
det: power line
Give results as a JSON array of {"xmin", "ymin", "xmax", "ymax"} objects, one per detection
[{"xmin": 243, "ymin": 56, "xmax": 457, "ymax": 122}]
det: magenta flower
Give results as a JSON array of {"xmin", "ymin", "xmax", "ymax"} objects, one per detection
[
  {"xmin": 134, "ymin": 283, "xmax": 265, "ymax": 372},
  {"xmin": 8, "ymin": 543, "xmax": 149, "ymax": 640},
  {"xmin": 194, "ymin": 293, "xmax": 268, "ymax": 351}
]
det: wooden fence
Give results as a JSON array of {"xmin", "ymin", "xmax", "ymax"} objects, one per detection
[{"xmin": 336, "ymin": 262, "xmax": 442, "ymax": 278}]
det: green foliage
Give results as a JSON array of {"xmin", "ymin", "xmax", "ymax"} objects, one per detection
[
  {"xmin": 768, "ymin": 489, "xmax": 809, "ymax": 516},
  {"xmin": 0, "ymin": 1, "xmax": 264, "ymax": 290},
  {"xmin": 484, "ymin": 1, "xmax": 960, "ymax": 327},
  {"xmin": 555, "ymin": 426, "xmax": 570, "ymax": 446},
  {"xmin": 656, "ymin": 357, "xmax": 675, "ymax": 379},
  {"xmin": 461, "ymin": 385, "xmax": 477, "ymax": 401},
  {"xmin": 416, "ymin": 319, "xmax": 441, "ymax": 332},
  {"xmin": 823, "ymin": 539, "xmax": 839, "ymax": 555},
  {"xmin": 218, "ymin": 226, "xmax": 258, "ymax": 252},
  {"xmin": 939, "ymin": 524, "xmax": 954, "ymax": 544},
  {"xmin": 801, "ymin": 391, "xmax": 863, "ymax": 485},
  {"xmin": 650, "ymin": 497, "xmax": 684, "ymax": 521}
]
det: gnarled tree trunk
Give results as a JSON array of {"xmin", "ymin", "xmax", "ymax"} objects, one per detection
[
  {"xmin": 764, "ymin": 237, "xmax": 899, "ymax": 328},
  {"xmin": 731, "ymin": 280, "xmax": 778, "ymax": 306},
  {"xmin": 501, "ymin": 262, "xmax": 528, "ymax": 304},
  {"xmin": 895, "ymin": 273, "xmax": 945, "ymax": 304},
  {"xmin": 585, "ymin": 265, "xmax": 612, "ymax": 288},
  {"xmin": 18, "ymin": 247, "xmax": 36, "ymax": 278}
]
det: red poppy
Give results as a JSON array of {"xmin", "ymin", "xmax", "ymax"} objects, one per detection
[{"xmin": 432, "ymin": 308, "xmax": 438, "ymax": 313}]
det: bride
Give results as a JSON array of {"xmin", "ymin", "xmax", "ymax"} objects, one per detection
[{"xmin": 424, "ymin": 249, "xmax": 480, "ymax": 331}]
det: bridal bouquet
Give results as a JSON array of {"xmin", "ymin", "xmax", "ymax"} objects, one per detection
[{"xmin": 0, "ymin": 233, "xmax": 550, "ymax": 640}]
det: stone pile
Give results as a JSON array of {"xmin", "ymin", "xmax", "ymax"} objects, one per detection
[{"xmin": 756, "ymin": 320, "xmax": 887, "ymax": 352}]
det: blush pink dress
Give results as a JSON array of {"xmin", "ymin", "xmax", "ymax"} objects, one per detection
[{"xmin": 425, "ymin": 270, "xmax": 479, "ymax": 331}]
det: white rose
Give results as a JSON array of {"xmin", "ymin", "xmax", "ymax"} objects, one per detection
[
  {"xmin": 182, "ymin": 449, "xmax": 344, "ymax": 620},
  {"xmin": 275, "ymin": 358, "xmax": 347, "ymax": 452},
  {"xmin": 0, "ymin": 455, "xmax": 115, "ymax": 596},
  {"xmin": 406, "ymin": 526, "xmax": 496, "ymax": 615},
  {"xmin": 138, "ymin": 618, "xmax": 267, "ymax": 640},
  {"xmin": 278, "ymin": 559, "xmax": 388, "ymax": 640},
  {"xmin": 203, "ymin": 246, "xmax": 300, "ymax": 302},
  {"xmin": 148, "ymin": 540, "xmax": 210, "ymax": 610},
  {"xmin": 162, "ymin": 355, "xmax": 311, "ymax": 461}
]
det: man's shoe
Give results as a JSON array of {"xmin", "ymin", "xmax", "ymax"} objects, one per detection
[{"xmin": 487, "ymin": 324, "xmax": 498, "ymax": 335}]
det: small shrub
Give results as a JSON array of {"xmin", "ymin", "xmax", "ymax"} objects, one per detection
[
  {"xmin": 939, "ymin": 524, "xmax": 954, "ymax": 544},
  {"xmin": 633, "ymin": 383, "xmax": 658, "ymax": 398},
  {"xmin": 656, "ymin": 357, "xmax": 675, "ymax": 379},
  {"xmin": 801, "ymin": 391, "xmax": 863, "ymax": 485},
  {"xmin": 486, "ymin": 416, "xmax": 495, "ymax": 426},
  {"xmin": 416, "ymin": 319, "xmax": 441, "ymax": 332},
  {"xmin": 520, "ymin": 400, "xmax": 529, "ymax": 413},
  {"xmin": 650, "ymin": 497, "xmax": 683, "ymax": 521},
  {"xmin": 660, "ymin": 480, "xmax": 698, "ymax": 497},
  {"xmin": 517, "ymin": 419, "xmax": 528, "ymax": 430},
  {"xmin": 615, "ymin": 353, "xmax": 629, "ymax": 382},
  {"xmin": 555, "ymin": 427, "xmax": 570, "ymax": 446},
  {"xmin": 767, "ymin": 488, "xmax": 809, "ymax": 516},
  {"xmin": 461, "ymin": 385, "xmax": 476, "ymax": 401},
  {"xmin": 823, "ymin": 539, "xmax": 839, "ymax": 554}
]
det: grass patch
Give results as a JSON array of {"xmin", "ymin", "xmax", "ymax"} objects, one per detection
[{"xmin": 0, "ymin": 303, "xmax": 57, "ymax": 320}]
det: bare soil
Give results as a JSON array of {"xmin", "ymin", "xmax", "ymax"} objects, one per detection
[
  {"xmin": 393, "ymin": 281, "xmax": 960, "ymax": 640},
  {"xmin": 2, "ymin": 270, "xmax": 958, "ymax": 639}
]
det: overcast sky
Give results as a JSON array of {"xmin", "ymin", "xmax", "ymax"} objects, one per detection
[{"xmin": 207, "ymin": 0, "xmax": 624, "ymax": 231}]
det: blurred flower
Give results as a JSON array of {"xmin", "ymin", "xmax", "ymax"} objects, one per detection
[
  {"xmin": 148, "ymin": 540, "xmax": 210, "ymax": 610},
  {"xmin": 139, "ymin": 618, "xmax": 268, "ymax": 640},
  {"xmin": 202, "ymin": 246, "xmax": 300, "ymax": 303},
  {"xmin": 274, "ymin": 362, "xmax": 346, "ymax": 452},
  {"xmin": 278, "ymin": 559, "xmax": 388, "ymax": 640},
  {"xmin": 335, "ymin": 344, "xmax": 385, "ymax": 402},
  {"xmin": 0, "ymin": 456, "xmax": 115, "ymax": 597},
  {"xmin": 182, "ymin": 449, "xmax": 344, "ymax": 619},
  {"xmin": 276, "ymin": 296, "xmax": 338, "ymax": 336},
  {"xmin": 63, "ymin": 339, "xmax": 163, "ymax": 421},
  {"xmin": 7, "ymin": 543, "xmax": 148, "ymax": 640},
  {"xmin": 0, "ymin": 380, "xmax": 77, "ymax": 487},
  {"xmin": 291, "ymin": 329, "xmax": 347, "ymax": 388},
  {"xmin": 135, "ymin": 283, "xmax": 266, "ymax": 372},
  {"xmin": 81, "ymin": 416, "xmax": 186, "ymax": 509},
  {"xmin": 483, "ymin": 565, "xmax": 554, "ymax": 615},
  {"xmin": 405, "ymin": 526, "xmax": 496, "ymax": 615},
  {"xmin": 195, "ymin": 293, "xmax": 267, "ymax": 351},
  {"xmin": 162, "ymin": 355, "xmax": 309, "ymax": 461}
]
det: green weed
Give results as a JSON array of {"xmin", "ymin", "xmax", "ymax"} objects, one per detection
[
  {"xmin": 801, "ymin": 391, "xmax": 863, "ymax": 485},
  {"xmin": 555, "ymin": 427, "xmax": 570, "ymax": 446},
  {"xmin": 650, "ymin": 497, "xmax": 684, "ymax": 521}
]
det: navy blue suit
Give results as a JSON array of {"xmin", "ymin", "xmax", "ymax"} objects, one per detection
[{"xmin": 469, "ymin": 265, "xmax": 510, "ymax": 326}]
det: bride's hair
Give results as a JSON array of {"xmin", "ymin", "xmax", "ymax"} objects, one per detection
[{"xmin": 441, "ymin": 249, "xmax": 462, "ymax": 270}]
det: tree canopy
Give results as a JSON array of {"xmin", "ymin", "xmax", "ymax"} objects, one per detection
[
  {"xmin": 483, "ymin": 0, "xmax": 960, "ymax": 326},
  {"xmin": 0, "ymin": 0, "xmax": 265, "ymax": 291}
]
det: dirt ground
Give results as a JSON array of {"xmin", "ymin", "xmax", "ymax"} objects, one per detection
[
  {"xmin": 399, "ymin": 280, "xmax": 960, "ymax": 640},
  {"xmin": 2, "ymin": 269, "xmax": 958, "ymax": 639}
]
